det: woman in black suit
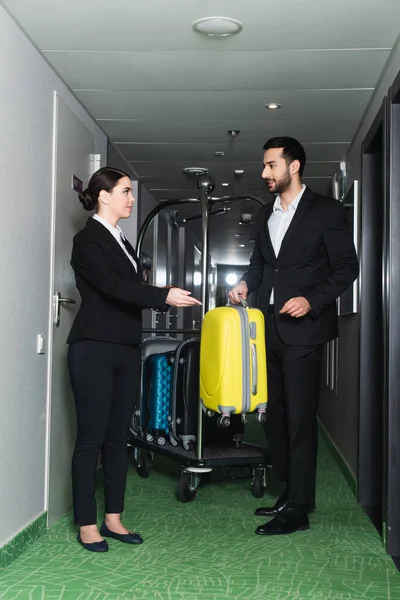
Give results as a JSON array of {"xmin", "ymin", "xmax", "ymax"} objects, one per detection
[{"xmin": 67, "ymin": 167, "xmax": 201, "ymax": 552}]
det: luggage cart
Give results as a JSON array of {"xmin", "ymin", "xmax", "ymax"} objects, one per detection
[{"xmin": 129, "ymin": 176, "xmax": 270, "ymax": 502}]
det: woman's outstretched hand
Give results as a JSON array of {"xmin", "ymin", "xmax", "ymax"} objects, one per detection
[{"xmin": 166, "ymin": 287, "xmax": 202, "ymax": 308}]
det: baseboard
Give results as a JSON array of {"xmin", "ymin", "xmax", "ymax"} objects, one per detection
[
  {"xmin": 0, "ymin": 512, "xmax": 47, "ymax": 570},
  {"xmin": 318, "ymin": 419, "xmax": 358, "ymax": 498}
]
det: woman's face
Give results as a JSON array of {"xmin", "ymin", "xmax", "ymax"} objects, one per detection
[{"xmin": 101, "ymin": 176, "xmax": 135, "ymax": 220}]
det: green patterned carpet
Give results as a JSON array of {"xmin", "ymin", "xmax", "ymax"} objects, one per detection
[{"xmin": 0, "ymin": 439, "xmax": 398, "ymax": 600}]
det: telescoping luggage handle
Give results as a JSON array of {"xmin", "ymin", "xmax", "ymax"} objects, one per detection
[{"xmin": 226, "ymin": 296, "xmax": 258, "ymax": 396}]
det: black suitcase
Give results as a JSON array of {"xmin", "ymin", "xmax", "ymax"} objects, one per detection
[
  {"xmin": 169, "ymin": 339, "xmax": 245, "ymax": 450},
  {"xmin": 169, "ymin": 339, "xmax": 200, "ymax": 450}
]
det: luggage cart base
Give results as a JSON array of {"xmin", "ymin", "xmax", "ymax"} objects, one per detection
[{"xmin": 129, "ymin": 435, "xmax": 271, "ymax": 503}]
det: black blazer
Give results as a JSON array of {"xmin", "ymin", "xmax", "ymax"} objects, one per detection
[
  {"xmin": 241, "ymin": 187, "xmax": 359, "ymax": 345},
  {"xmin": 67, "ymin": 217, "xmax": 169, "ymax": 345}
]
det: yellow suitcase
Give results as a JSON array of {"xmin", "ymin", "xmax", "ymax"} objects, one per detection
[{"xmin": 200, "ymin": 301, "xmax": 268, "ymax": 426}]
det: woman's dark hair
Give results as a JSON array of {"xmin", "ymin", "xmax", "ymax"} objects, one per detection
[
  {"xmin": 79, "ymin": 166, "xmax": 129, "ymax": 211},
  {"xmin": 263, "ymin": 136, "xmax": 306, "ymax": 177}
]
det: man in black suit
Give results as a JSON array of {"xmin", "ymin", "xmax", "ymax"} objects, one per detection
[{"xmin": 229, "ymin": 137, "xmax": 359, "ymax": 535}]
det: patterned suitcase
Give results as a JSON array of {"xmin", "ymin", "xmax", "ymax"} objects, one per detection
[
  {"xmin": 143, "ymin": 352, "xmax": 175, "ymax": 445},
  {"xmin": 199, "ymin": 303, "xmax": 268, "ymax": 426},
  {"xmin": 130, "ymin": 337, "xmax": 180, "ymax": 439}
]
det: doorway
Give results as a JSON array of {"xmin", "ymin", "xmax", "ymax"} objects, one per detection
[
  {"xmin": 359, "ymin": 99, "xmax": 387, "ymax": 533},
  {"xmin": 385, "ymin": 73, "xmax": 400, "ymax": 557},
  {"xmin": 46, "ymin": 96, "xmax": 96, "ymax": 526}
]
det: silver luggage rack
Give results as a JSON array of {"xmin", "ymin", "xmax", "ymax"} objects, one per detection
[{"xmin": 129, "ymin": 176, "xmax": 271, "ymax": 503}]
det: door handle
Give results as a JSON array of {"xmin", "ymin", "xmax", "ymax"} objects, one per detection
[{"xmin": 54, "ymin": 292, "xmax": 76, "ymax": 327}]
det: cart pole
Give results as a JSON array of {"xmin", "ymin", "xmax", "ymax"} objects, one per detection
[{"xmin": 196, "ymin": 176, "xmax": 215, "ymax": 460}]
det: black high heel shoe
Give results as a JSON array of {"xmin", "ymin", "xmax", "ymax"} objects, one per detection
[{"xmin": 100, "ymin": 521, "xmax": 143, "ymax": 545}]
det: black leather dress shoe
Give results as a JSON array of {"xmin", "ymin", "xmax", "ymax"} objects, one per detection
[
  {"xmin": 77, "ymin": 533, "xmax": 109, "ymax": 552},
  {"xmin": 100, "ymin": 522, "xmax": 143, "ymax": 545},
  {"xmin": 255, "ymin": 507, "xmax": 310, "ymax": 536},
  {"xmin": 255, "ymin": 490, "xmax": 288, "ymax": 517}
]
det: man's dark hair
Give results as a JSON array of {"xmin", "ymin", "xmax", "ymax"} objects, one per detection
[{"xmin": 263, "ymin": 137, "xmax": 306, "ymax": 177}]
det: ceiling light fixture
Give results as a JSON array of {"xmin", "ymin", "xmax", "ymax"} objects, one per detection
[
  {"xmin": 222, "ymin": 182, "xmax": 230, "ymax": 187},
  {"xmin": 182, "ymin": 167, "xmax": 209, "ymax": 175},
  {"xmin": 239, "ymin": 244, "xmax": 245, "ymax": 248},
  {"xmin": 235, "ymin": 169, "xmax": 244, "ymax": 175},
  {"xmin": 214, "ymin": 151, "xmax": 225, "ymax": 157},
  {"xmin": 265, "ymin": 103, "xmax": 282, "ymax": 110},
  {"xmin": 193, "ymin": 17, "xmax": 243, "ymax": 37},
  {"xmin": 225, "ymin": 272, "xmax": 238, "ymax": 286}
]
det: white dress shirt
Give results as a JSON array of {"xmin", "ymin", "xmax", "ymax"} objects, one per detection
[
  {"xmin": 268, "ymin": 185, "xmax": 306, "ymax": 304},
  {"xmin": 93, "ymin": 214, "xmax": 137, "ymax": 271}
]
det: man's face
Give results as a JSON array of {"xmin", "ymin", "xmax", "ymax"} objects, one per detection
[{"xmin": 262, "ymin": 147, "xmax": 293, "ymax": 195}]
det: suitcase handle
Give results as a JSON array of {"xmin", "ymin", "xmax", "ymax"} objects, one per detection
[
  {"xmin": 251, "ymin": 343, "xmax": 258, "ymax": 395},
  {"xmin": 226, "ymin": 296, "xmax": 249, "ymax": 309}
]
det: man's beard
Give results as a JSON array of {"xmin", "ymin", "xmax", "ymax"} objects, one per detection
[{"xmin": 268, "ymin": 167, "xmax": 292, "ymax": 195}]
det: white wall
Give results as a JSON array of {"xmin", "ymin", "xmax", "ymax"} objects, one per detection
[{"xmin": 0, "ymin": 5, "xmax": 107, "ymax": 547}]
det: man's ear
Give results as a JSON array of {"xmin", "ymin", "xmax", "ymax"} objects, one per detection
[{"xmin": 290, "ymin": 159, "xmax": 301, "ymax": 176}]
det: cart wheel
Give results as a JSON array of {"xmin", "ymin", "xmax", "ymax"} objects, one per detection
[
  {"xmin": 136, "ymin": 450, "xmax": 152, "ymax": 478},
  {"xmin": 252, "ymin": 469, "xmax": 266, "ymax": 498},
  {"xmin": 157, "ymin": 436, "xmax": 166, "ymax": 446},
  {"xmin": 177, "ymin": 473, "xmax": 197, "ymax": 503},
  {"xmin": 218, "ymin": 415, "xmax": 231, "ymax": 428},
  {"xmin": 256, "ymin": 412, "xmax": 267, "ymax": 424},
  {"xmin": 145, "ymin": 433, "xmax": 154, "ymax": 443}
]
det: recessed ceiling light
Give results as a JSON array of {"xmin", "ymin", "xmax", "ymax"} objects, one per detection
[
  {"xmin": 265, "ymin": 103, "xmax": 282, "ymax": 110},
  {"xmin": 182, "ymin": 167, "xmax": 209, "ymax": 175},
  {"xmin": 235, "ymin": 234, "xmax": 241, "ymax": 237},
  {"xmin": 214, "ymin": 151, "xmax": 225, "ymax": 157},
  {"xmin": 193, "ymin": 17, "xmax": 243, "ymax": 37},
  {"xmin": 222, "ymin": 182, "xmax": 230, "ymax": 187},
  {"xmin": 235, "ymin": 169, "xmax": 244, "ymax": 175},
  {"xmin": 239, "ymin": 244, "xmax": 245, "ymax": 248}
]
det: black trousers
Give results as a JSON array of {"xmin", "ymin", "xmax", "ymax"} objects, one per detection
[
  {"xmin": 68, "ymin": 340, "xmax": 141, "ymax": 526},
  {"xmin": 264, "ymin": 309, "xmax": 323, "ymax": 507}
]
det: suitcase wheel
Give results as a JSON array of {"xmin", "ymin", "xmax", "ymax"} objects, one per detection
[
  {"xmin": 157, "ymin": 436, "xmax": 166, "ymax": 446},
  {"xmin": 136, "ymin": 449, "xmax": 152, "ymax": 479},
  {"xmin": 256, "ymin": 412, "xmax": 267, "ymax": 424},
  {"xmin": 176, "ymin": 472, "xmax": 197, "ymax": 503},
  {"xmin": 146, "ymin": 433, "xmax": 154, "ymax": 443},
  {"xmin": 234, "ymin": 436, "xmax": 243, "ymax": 450},
  {"xmin": 217, "ymin": 415, "xmax": 231, "ymax": 428}
]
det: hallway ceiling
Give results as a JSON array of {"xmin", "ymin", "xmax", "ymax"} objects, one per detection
[{"xmin": 4, "ymin": 0, "xmax": 400, "ymax": 263}]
